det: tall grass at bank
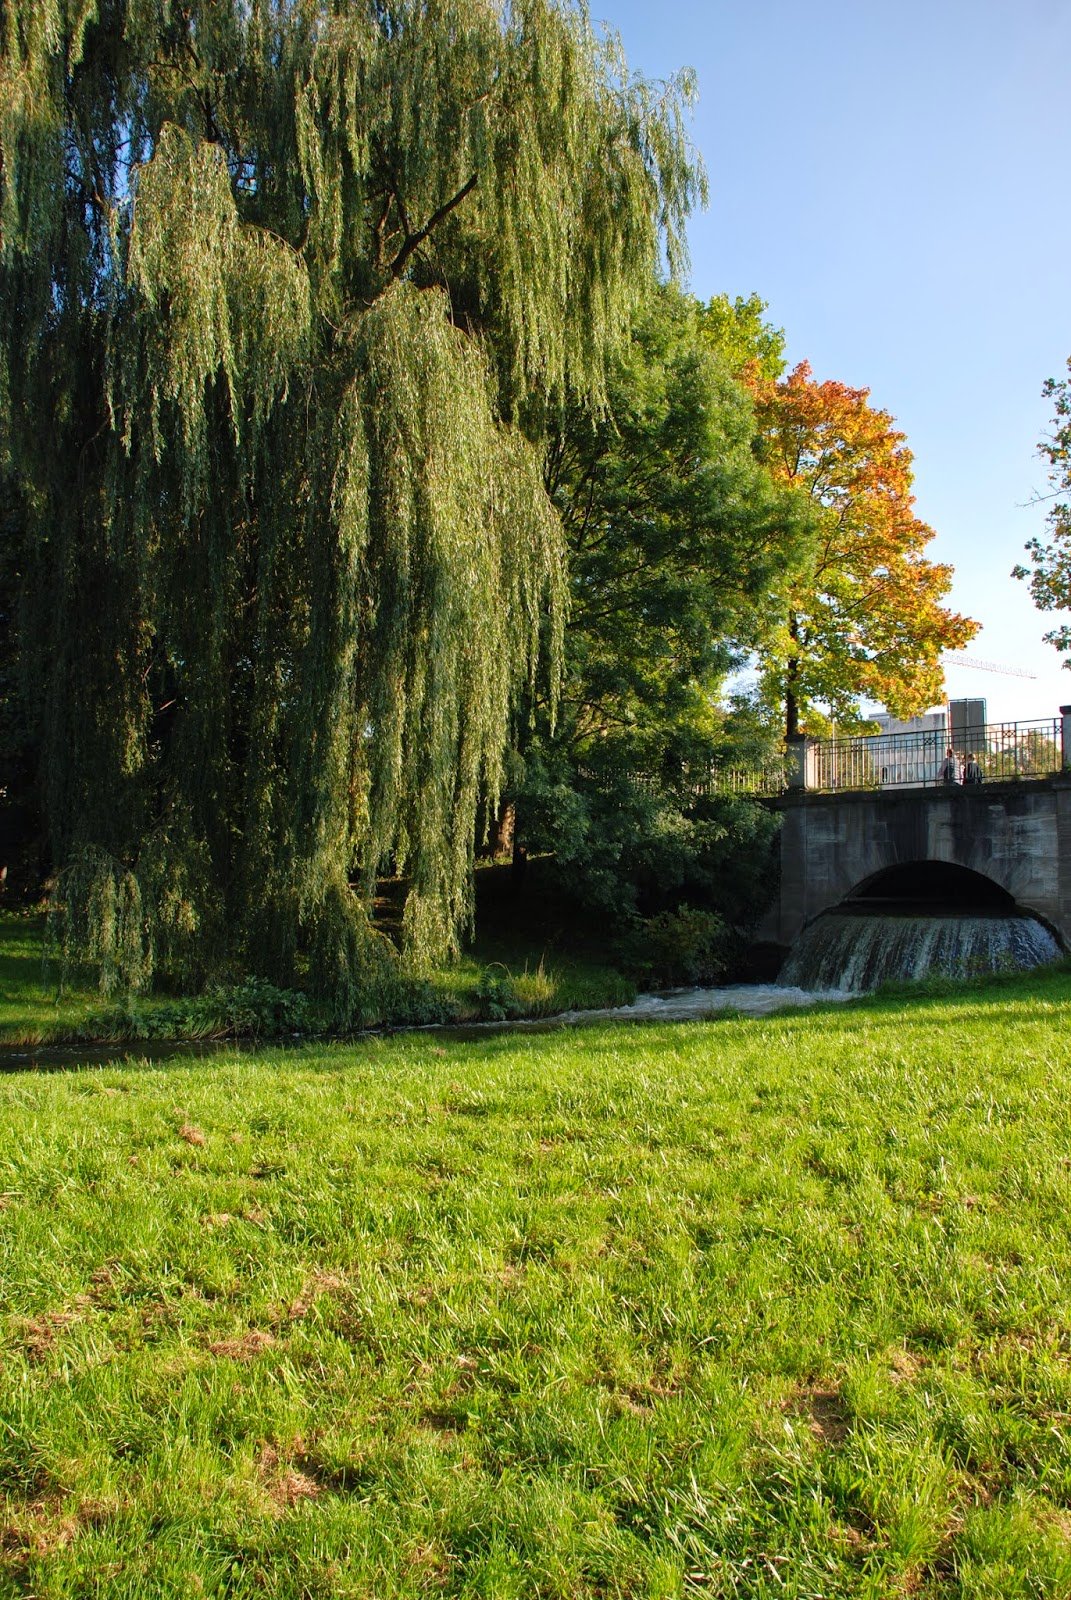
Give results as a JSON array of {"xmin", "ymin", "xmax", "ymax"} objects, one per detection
[
  {"xmin": 0, "ymin": 905, "xmax": 634, "ymax": 1046},
  {"xmin": 2, "ymin": 972, "xmax": 1071, "ymax": 1594}
]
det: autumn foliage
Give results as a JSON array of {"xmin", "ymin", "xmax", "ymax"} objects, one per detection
[{"xmin": 747, "ymin": 363, "xmax": 979, "ymax": 738}]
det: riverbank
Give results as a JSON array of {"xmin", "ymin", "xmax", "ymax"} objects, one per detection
[
  {"xmin": 5, "ymin": 899, "xmax": 1068, "ymax": 1057},
  {"xmin": 0, "ymin": 903, "xmax": 637, "ymax": 1048},
  {"xmin": 3, "ymin": 972, "xmax": 1071, "ymax": 1594}
]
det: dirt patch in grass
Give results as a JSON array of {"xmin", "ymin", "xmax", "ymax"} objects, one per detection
[
  {"xmin": 17, "ymin": 1311, "xmax": 78, "ymax": 1362},
  {"xmin": 281, "ymin": 1269, "xmax": 348, "ymax": 1324},
  {"xmin": 1, "ymin": 1505, "xmax": 78, "ymax": 1562},
  {"xmin": 789, "ymin": 1384, "xmax": 851, "ymax": 1444},
  {"xmin": 416, "ymin": 1414, "xmax": 467, "ymax": 1440},
  {"xmin": 1036, "ymin": 1507, "xmax": 1071, "ymax": 1541},
  {"xmin": 612, "ymin": 1367, "xmax": 684, "ymax": 1419},
  {"xmin": 0, "ymin": 1489, "xmax": 121, "ymax": 1572},
  {"xmin": 887, "ymin": 1345, "xmax": 927, "ymax": 1382},
  {"xmin": 258, "ymin": 1446, "xmax": 320, "ymax": 1510},
  {"xmin": 208, "ymin": 1329, "xmax": 277, "ymax": 1360}
]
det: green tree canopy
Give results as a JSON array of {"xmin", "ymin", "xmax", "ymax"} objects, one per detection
[
  {"xmin": 544, "ymin": 285, "xmax": 808, "ymax": 765},
  {"xmin": 1014, "ymin": 359, "xmax": 1071, "ymax": 661},
  {"xmin": 0, "ymin": 0, "xmax": 702, "ymax": 1007},
  {"xmin": 696, "ymin": 291, "xmax": 786, "ymax": 385},
  {"xmin": 498, "ymin": 287, "xmax": 807, "ymax": 934}
]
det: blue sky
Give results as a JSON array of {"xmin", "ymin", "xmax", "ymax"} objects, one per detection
[{"xmin": 596, "ymin": 0, "xmax": 1071, "ymax": 724}]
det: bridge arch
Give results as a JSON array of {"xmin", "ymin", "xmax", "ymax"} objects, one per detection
[
  {"xmin": 843, "ymin": 859, "xmax": 1016, "ymax": 911},
  {"xmin": 759, "ymin": 780, "xmax": 1071, "ymax": 952}
]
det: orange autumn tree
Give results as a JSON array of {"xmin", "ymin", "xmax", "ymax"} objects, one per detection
[{"xmin": 747, "ymin": 362, "xmax": 979, "ymax": 740}]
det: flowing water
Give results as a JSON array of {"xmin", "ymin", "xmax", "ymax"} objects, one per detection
[
  {"xmin": 3, "ymin": 911, "xmax": 1058, "ymax": 1072},
  {"xmin": 545, "ymin": 983, "xmax": 855, "ymax": 1025},
  {"xmin": 779, "ymin": 909, "xmax": 1061, "ymax": 992},
  {"xmin": 0, "ymin": 982, "xmax": 854, "ymax": 1071}
]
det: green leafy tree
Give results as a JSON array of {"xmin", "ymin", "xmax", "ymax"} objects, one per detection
[
  {"xmin": 697, "ymin": 291, "xmax": 786, "ymax": 385},
  {"xmin": 1014, "ymin": 359, "xmax": 1071, "ymax": 659},
  {"xmin": 0, "ymin": 0, "xmax": 701, "ymax": 1008},
  {"xmin": 0, "ymin": 474, "xmax": 36, "ymax": 896},
  {"xmin": 502, "ymin": 288, "xmax": 807, "ymax": 930},
  {"xmin": 543, "ymin": 286, "xmax": 809, "ymax": 763}
]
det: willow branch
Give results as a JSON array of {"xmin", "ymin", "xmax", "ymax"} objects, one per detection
[{"xmin": 388, "ymin": 174, "xmax": 478, "ymax": 279}]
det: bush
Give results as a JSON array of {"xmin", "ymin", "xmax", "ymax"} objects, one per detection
[
  {"xmin": 511, "ymin": 744, "xmax": 781, "ymax": 932},
  {"xmin": 206, "ymin": 977, "xmax": 314, "ymax": 1039},
  {"xmin": 474, "ymin": 963, "xmax": 517, "ymax": 1020},
  {"xmin": 82, "ymin": 978, "xmax": 316, "ymax": 1043},
  {"xmin": 623, "ymin": 905, "xmax": 731, "ymax": 987}
]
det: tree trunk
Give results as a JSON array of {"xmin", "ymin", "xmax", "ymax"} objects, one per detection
[
  {"xmin": 511, "ymin": 824, "xmax": 527, "ymax": 893},
  {"xmin": 493, "ymin": 800, "xmax": 515, "ymax": 858},
  {"xmin": 785, "ymin": 678, "xmax": 800, "ymax": 742}
]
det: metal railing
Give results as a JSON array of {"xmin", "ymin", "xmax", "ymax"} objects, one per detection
[
  {"xmin": 690, "ymin": 762, "xmax": 788, "ymax": 798},
  {"xmin": 577, "ymin": 718, "xmax": 1068, "ymax": 800},
  {"xmin": 577, "ymin": 760, "xmax": 790, "ymax": 798},
  {"xmin": 806, "ymin": 718, "xmax": 1063, "ymax": 792},
  {"xmin": 809, "ymin": 727, "xmax": 940, "ymax": 792}
]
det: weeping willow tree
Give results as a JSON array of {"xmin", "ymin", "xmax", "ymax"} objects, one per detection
[{"xmin": 0, "ymin": 0, "xmax": 702, "ymax": 1007}]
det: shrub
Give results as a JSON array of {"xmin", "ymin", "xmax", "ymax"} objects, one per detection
[
  {"xmin": 207, "ymin": 977, "xmax": 314, "ymax": 1039},
  {"xmin": 474, "ymin": 963, "xmax": 518, "ymax": 1020},
  {"xmin": 624, "ymin": 905, "xmax": 730, "ymax": 987},
  {"xmin": 512, "ymin": 745, "xmax": 780, "ymax": 930}
]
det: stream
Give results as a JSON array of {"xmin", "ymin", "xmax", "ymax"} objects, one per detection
[{"xmin": 0, "ymin": 982, "xmax": 853, "ymax": 1072}]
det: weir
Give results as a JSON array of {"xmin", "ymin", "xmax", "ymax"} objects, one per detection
[
  {"xmin": 780, "ymin": 909, "xmax": 1060, "ymax": 989},
  {"xmin": 778, "ymin": 864, "xmax": 1062, "ymax": 985},
  {"xmin": 779, "ymin": 862, "xmax": 1060, "ymax": 989},
  {"xmin": 760, "ymin": 777, "xmax": 1071, "ymax": 986},
  {"xmin": 780, "ymin": 859, "xmax": 1063, "ymax": 989}
]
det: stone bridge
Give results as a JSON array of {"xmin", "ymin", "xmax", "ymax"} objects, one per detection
[{"xmin": 758, "ymin": 776, "xmax": 1071, "ymax": 952}]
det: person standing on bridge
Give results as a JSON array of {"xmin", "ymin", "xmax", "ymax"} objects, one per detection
[
  {"xmin": 963, "ymin": 753, "xmax": 984, "ymax": 786},
  {"xmin": 939, "ymin": 746, "xmax": 960, "ymax": 785}
]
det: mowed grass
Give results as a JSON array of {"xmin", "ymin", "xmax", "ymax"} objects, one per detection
[{"xmin": 3, "ymin": 975, "xmax": 1071, "ymax": 1596}]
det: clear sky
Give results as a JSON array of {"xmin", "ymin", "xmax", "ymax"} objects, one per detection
[{"xmin": 595, "ymin": 0, "xmax": 1071, "ymax": 725}]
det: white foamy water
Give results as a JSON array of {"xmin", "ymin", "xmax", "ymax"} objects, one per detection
[
  {"xmin": 548, "ymin": 982, "xmax": 855, "ymax": 1026},
  {"xmin": 780, "ymin": 911, "xmax": 1061, "ymax": 992}
]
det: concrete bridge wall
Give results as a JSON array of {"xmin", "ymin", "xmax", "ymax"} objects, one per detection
[{"xmin": 760, "ymin": 776, "xmax": 1071, "ymax": 950}]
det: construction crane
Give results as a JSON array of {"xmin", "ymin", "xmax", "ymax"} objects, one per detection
[{"xmin": 941, "ymin": 651, "xmax": 1037, "ymax": 681}]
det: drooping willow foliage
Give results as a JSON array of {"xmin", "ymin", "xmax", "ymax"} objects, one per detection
[{"xmin": 0, "ymin": 0, "xmax": 702, "ymax": 1006}]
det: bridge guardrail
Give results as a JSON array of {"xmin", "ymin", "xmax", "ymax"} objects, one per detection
[
  {"xmin": 703, "ymin": 717, "xmax": 1066, "ymax": 796},
  {"xmin": 576, "ymin": 717, "xmax": 1068, "ymax": 800},
  {"xmin": 806, "ymin": 718, "xmax": 1063, "ymax": 792}
]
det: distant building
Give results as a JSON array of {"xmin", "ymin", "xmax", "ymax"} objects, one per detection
[
  {"xmin": 949, "ymin": 698, "xmax": 987, "ymax": 754},
  {"xmin": 860, "ymin": 701, "xmax": 986, "ymax": 788},
  {"xmin": 871, "ymin": 707, "xmax": 948, "ymax": 738}
]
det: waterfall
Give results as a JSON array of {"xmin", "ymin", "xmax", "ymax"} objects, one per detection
[{"xmin": 779, "ymin": 909, "xmax": 1061, "ymax": 993}]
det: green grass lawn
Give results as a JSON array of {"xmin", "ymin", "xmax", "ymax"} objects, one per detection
[
  {"xmin": 3, "ymin": 970, "xmax": 1071, "ymax": 1596},
  {"xmin": 0, "ymin": 914, "xmax": 119, "ymax": 1044}
]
